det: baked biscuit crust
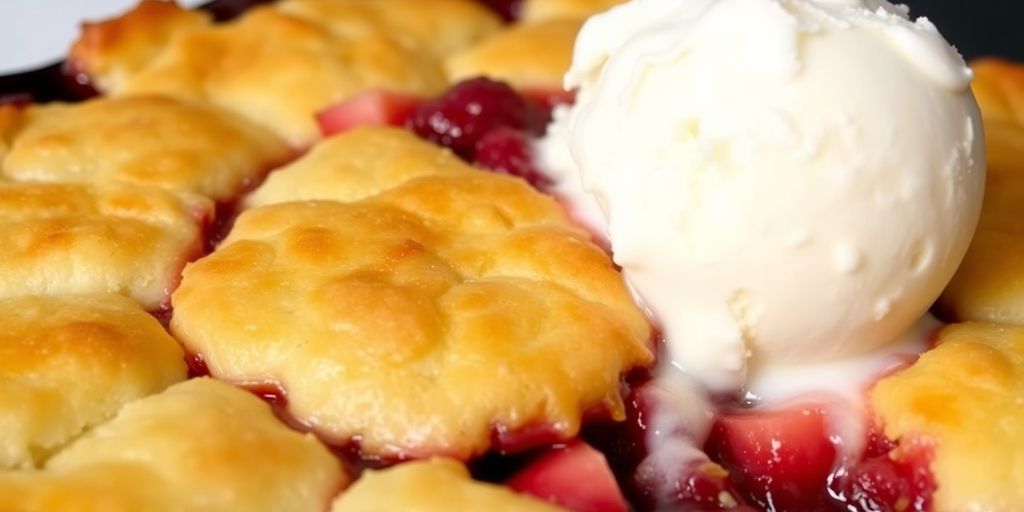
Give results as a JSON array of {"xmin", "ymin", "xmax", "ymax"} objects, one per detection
[
  {"xmin": 939, "ymin": 59, "xmax": 1024, "ymax": 324},
  {"xmin": 872, "ymin": 323, "xmax": 1024, "ymax": 511},
  {"xmin": 275, "ymin": 0, "xmax": 501, "ymax": 58},
  {"xmin": 2, "ymin": 96, "xmax": 291, "ymax": 201},
  {"xmin": 245, "ymin": 127, "xmax": 475, "ymax": 208},
  {"xmin": 445, "ymin": 19, "xmax": 584, "ymax": 91},
  {"xmin": 331, "ymin": 458, "xmax": 566, "ymax": 511},
  {"xmin": 172, "ymin": 171, "xmax": 652, "ymax": 459},
  {"xmin": 68, "ymin": 0, "xmax": 212, "ymax": 93},
  {"xmin": 0, "ymin": 182, "xmax": 211, "ymax": 310},
  {"xmin": 0, "ymin": 294, "xmax": 186, "ymax": 470},
  {"xmin": 71, "ymin": 0, "xmax": 501, "ymax": 146},
  {"xmin": 0, "ymin": 378, "xmax": 348, "ymax": 512}
]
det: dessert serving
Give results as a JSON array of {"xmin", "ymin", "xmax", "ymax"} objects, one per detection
[{"xmin": 0, "ymin": 0, "xmax": 1021, "ymax": 511}]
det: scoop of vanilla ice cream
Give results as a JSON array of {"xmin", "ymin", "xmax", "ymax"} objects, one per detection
[{"xmin": 550, "ymin": 0, "xmax": 985, "ymax": 391}]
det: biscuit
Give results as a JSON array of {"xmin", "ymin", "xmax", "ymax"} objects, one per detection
[
  {"xmin": 172, "ymin": 172, "xmax": 652, "ymax": 459},
  {"xmin": 0, "ymin": 294, "xmax": 185, "ymax": 470},
  {"xmin": 0, "ymin": 181, "xmax": 211, "ymax": 310},
  {"xmin": 69, "ymin": 0, "xmax": 213, "ymax": 92},
  {"xmin": 2, "ymin": 96, "xmax": 290, "ymax": 201},
  {"xmin": 872, "ymin": 322, "xmax": 1024, "ymax": 511},
  {"xmin": 275, "ymin": 0, "xmax": 501, "ymax": 58},
  {"xmin": 70, "ymin": 0, "xmax": 501, "ymax": 146},
  {"xmin": 245, "ymin": 127, "xmax": 474, "ymax": 208},
  {"xmin": 446, "ymin": 19, "xmax": 584, "ymax": 91},
  {"xmin": 938, "ymin": 59, "xmax": 1024, "ymax": 324},
  {"xmin": 0, "ymin": 378, "xmax": 348, "ymax": 512}
]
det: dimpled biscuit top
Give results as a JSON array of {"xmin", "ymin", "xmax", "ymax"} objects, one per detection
[
  {"xmin": 0, "ymin": 181, "xmax": 211, "ymax": 310},
  {"xmin": 331, "ymin": 458, "xmax": 566, "ymax": 511},
  {"xmin": 1, "ymin": 96, "xmax": 290, "ymax": 201},
  {"xmin": 0, "ymin": 294, "xmax": 185, "ymax": 470},
  {"xmin": 872, "ymin": 322, "xmax": 1024, "ymax": 511},
  {"xmin": 939, "ymin": 59, "xmax": 1024, "ymax": 325},
  {"xmin": 245, "ymin": 127, "xmax": 474, "ymax": 208},
  {"xmin": 0, "ymin": 378, "xmax": 348, "ymax": 512},
  {"xmin": 172, "ymin": 169, "xmax": 652, "ymax": 459},
  {"xmin": 70, "ymin": 0, "xmax": 500, "ymax": 146}
]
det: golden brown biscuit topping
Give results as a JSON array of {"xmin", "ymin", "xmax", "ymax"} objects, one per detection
[
  {"xmin": 939, "ymin": 59, "xmax": 1024, "ymax": 324},
  {"xmin": 872, "ymin": 322, "xmax": 1024, "ymax": 511},
  {"xmin": 2, "ymin": 96, "xmax": 290, "ymax": 201},
  {"xmin": 0, "ymin": 182, "xmax": 210, "ymax": 310},
  {"xmin": 0, "ymin": 378, "xmax": 348, "ymax": 512},
  {"xmin": 446, "ymin": 19, "xmax": 585, "ymax": 91},
  {"xmin": 173, "ymin": 143, "xmax": 651, "ymax": 458},
  {"xmin": 0, "ymin": 294, "xmax": 185, "ymax": 470},
  {"xmin": 246, "ymin": 126, "xmax": 473, "ymax": 208}
]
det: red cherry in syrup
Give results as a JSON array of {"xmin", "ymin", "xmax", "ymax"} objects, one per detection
[
  {"xmin": 585, "ymin": 382, "xmax": 747, "ymax": 511},
  {"xmin": 834, "ymin": 440, "xmax": 935, "ymax": 512},
  {"xmin": 473, "ymin": 128, "xmax": 552, "ymax": 189},
  {"xmin": 406, "ymin": 77, "xmax": 539, "ymax": 159}
]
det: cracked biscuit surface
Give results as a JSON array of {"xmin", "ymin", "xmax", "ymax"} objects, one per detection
[
  {"xmin": 0, "ymin": 378, "xmax": 348, "ymax": 512},
  {"xmin": 173, "ymin": 147, "xmax": 652, "ymax": 458},
  {"xmin": 0, "ymin": 294, "xmax": 185, "ymax": 470},
  {"xmin": 0, "ymin": 181, "xmax": 210, "ymax": 310}
]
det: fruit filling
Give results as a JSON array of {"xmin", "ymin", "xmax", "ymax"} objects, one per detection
[
  {"xmin": 286, "ymin": 74, "xmax": 945, "ymax": 512},
  {"xmin": 1, "ymin": 0, "xmax": 986, "ymax": 508}
]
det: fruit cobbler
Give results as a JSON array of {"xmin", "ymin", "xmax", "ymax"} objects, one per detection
[{"xmin": 0, "ymin": 1, "xmax": 1021, "ymax": 511}]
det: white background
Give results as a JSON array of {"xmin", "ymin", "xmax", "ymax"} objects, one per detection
[{"xmin": 0, "ymin": 0, "xmax": 205, "ymax": 75}]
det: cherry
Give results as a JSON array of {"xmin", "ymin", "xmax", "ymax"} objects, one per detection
[
  {"xmin": 834, "ymin": 442, "xmax": 935, "ymax": 512},
  {"xmin": 523, "ymin": 88, "xmax": 577, "ymax": 131},
  {"xmin": 406, "ymin": 77, "xmax": 539, "ymax": 159},
  {"xmin": 185, "ymin": 352, "xmax": 210, "ymax": 378},
  {"xmin": 586, "ymin": 382, "xmax": 747, "ymax": 511},
  {"xmin": 473, "ymin": 128, "xmax": 552, "ymax": 189}
]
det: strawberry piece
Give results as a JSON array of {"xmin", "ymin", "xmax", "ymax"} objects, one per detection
[
  {"xmin": 315, "ymin": 90, "xmax": 421, "ymax": 137},
  {"xmin": 706, "ymin": 404, "xmax": 838, "ymax": 510},
  {"xmin": 506, "ymin": 440, "xmax": 628, "ymax": 512}
]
